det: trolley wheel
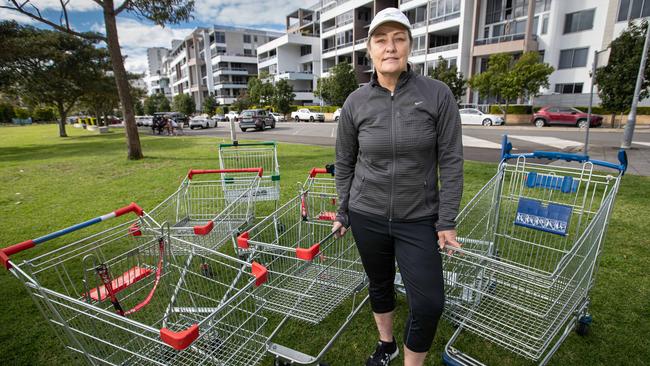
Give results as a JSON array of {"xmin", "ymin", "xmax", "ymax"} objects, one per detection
[{"xmin": 576, "ymin": 315, "xmax": 592, "ymax": 336}]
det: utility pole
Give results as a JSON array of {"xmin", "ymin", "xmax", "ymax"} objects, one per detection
[{"xmin": 622, "ymin": 22, "xmax": 650, "ymax": 149}]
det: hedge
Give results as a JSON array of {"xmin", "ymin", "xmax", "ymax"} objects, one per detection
[
  {"xmin": 487, "ymin": 105, "xmax": 650, "ymax": 115},
  {"xmin": 488, "ymin": 105, "xmax": 533, "ymax": 114}
]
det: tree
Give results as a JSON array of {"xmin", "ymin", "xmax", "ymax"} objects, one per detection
[
  {"xmin": 134, "ymin": 99, "xmax": 144, "ymax": 115},
  {"xmin": 596, "ymin": 21, "xmax": 650, "ymax": 128},
  {"xmin": 172, "ymin": 94, "xmax": 195, "ymax": 116},
  {"xmin": 202, "ymin": 94, "xmax": 218, "ymax": 116},
  {"xmin": 144, "ymin": 93, "xmax": 169, "ymax": 114},
  {"xmin": 0, "ymin": 22, "xmax": 109, "ymax": 137},
  {"xmin": 315, "ymin": 62, "xmax": 358, "ymax": 106},
  {"xmin": 2, "ymin": 0, "xmax": 195, "ymax": 159},
  {"xmin": 272, "ymin": 79, "xmax": 295, "ymax": 116},
  {"xmin": 469, "ymin": 52, "xmax": 552, "ymax": 123},
  {"xmin": 231, "ymin": 93, "xmax": 252, "ymax": 112},
  {"xmin": 247, "ymin": 77, "xmax": 262, "ymax": 105},
  {"xmin": 430, "ymin": 57, "xmax": 466, "ymax": 102},
  {"xmin": 159, "ymin": 96, "xmax": 171, "ymax": 112}
]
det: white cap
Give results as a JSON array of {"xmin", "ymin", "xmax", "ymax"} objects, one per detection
[{"xmin": 368, "ymin": 7, "xmax": 412, "ymax": 38}]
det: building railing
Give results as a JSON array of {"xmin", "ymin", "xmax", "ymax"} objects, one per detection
[
  {"xmin": 323, "ymin": 46, "xmax": 336, "ymax": 53},
  {"xmin": 323, "ymin": 24, "xmax": 337, "ymax": 32},
  {"xmin": 427, "ymin": 42, "xmax": 459, "ymax": 54},
  {"xmin": 410, "ymin": 48, "xmax": 427, "ymax": 56},
  {"xmin": 215, "ymin": 80, "xmax": 248, "ymax": 85},
  {"xmin": 429, "ymin": 11, "xmax": 461, "ymax": 25},
  {"xmin": 474, "ymin": 33, "xmax": 536, "ymax": 46},
  {"xmin": 355, "ymin": 37, "xmax": 368, "ymax": 45},
  {"xmin": 338, "ymin": 18, "xmax": 353, "ymax": 27},
  {"xmin": 412, "ymin": 20, "xmax": 427, "ymax": 29},
  {"xmin": 258, "ymin": 55, "xmax": 277, "ymax": 63},
  {"xmin": 337, "ymin": 41, "xmax": 353, "ymax": 49},
  {"xmin": 215, "ymin": 67, "xmax": 249, "ymax": 72}
]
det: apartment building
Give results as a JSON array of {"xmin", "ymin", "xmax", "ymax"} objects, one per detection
[
  {"xmin": 144, "ymin": 47, "xmax": 172, "ymax": 98},
  {"xmin": 161, "ymin": 26, "xmax": 282, "ymax": 110},
  {"xmin": 257, "ymin": 4, "xmax": 323, "ymax": 105}
]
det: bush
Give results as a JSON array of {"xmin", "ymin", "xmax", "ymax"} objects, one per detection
[
  {"xmin": 489, "ymin": 105, "xmax": 533, "ymax": 114},
  {"xmin": 13, "ymin": 107, "xmax": 30, "ymax": 119},
  {"xmin": 32, "ymin": 107, "xmax": 57, "ymax": 122},
  {"xmin": 291, "ymin": 105, "xmax": 340, "ymax": 113},
  {"xmin": 0, "ymin": 103, "xmax": 15, "ymax": 123},
  {"xmin": 215, "ymin": 106, "xmax": 225, "ymax": 115}
]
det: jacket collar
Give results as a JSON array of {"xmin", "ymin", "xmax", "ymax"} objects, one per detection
[{"xmin": 370, "ymin": 63, "xmax": 414, "ymax": 91}]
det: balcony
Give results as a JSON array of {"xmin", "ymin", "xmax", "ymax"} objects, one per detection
[
  {"xmin": 473, "ymin": 34, "xmax": 538, "ymax": 57},
  {"xmin": 258, "ymin": 55, "xmax": 278, "ymax": 64},
  {"xmin": 355, "ymin": 37, "xmax": 367, "ymax": 45},
  {"xmin": 428, "ymin": 43, "xmax": 458, "ymax": 54},
  {"xmin": 410, "ymin": 49, "xmax": 427, "ymax": 57},
  {"xmin": 429, "ymin": 11, "xmax": 461, "ymax": 25},
  {"xmin": 323, "ymin": 46, "xmax": 336, "ymax": 53},
  {"xmin": 277, "ymin": 71, "xmax": 314, "ymax": 80},
  {"xmin": 214, "ymin": 67, "xmax": 250, "ymax": 76},
  {"xmin": 337, "ymin": 41, "xmax": 353, "ymax": 49}
]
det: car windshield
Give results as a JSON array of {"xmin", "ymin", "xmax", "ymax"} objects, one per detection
[{"xmin": 241, "ymin": 111, "xmax": 255, "ymax": 117}]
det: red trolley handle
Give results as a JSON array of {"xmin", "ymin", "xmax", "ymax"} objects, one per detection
[
  {"xmin": 187, "ymin": 167, "xmax": 263, "ymax": 179},
  {"xmin": 1, "ymin": 203, "xmax": 144, "ymax": 270}
]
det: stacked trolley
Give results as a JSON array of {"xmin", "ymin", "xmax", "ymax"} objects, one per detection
[
  {"xmin": 0, "ymin": 203, "xmax": 271, "ymax": 365},
  {"xmin": 442, "ymin": 136, "xmax": 627, "ymax": 366},
  {"xmin": 236, "ymin": 167, "xmax": 368, "ymax": 365},
  {"xmin": 218, "ymin": 141, "xmax": 281, "ymax": 204},
  {"xmin": 147, "ymin": 168, "xmax": 263, "ymax": 253}
]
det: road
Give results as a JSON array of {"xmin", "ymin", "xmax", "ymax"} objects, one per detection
[{"xmin": 177, "ymin": 121, "xmax": 647, "ymax": 156}]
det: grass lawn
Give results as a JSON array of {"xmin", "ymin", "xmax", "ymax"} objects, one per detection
[{"xmin": 0, "ymin": 124, "xmax": 648, "ymax": 365}]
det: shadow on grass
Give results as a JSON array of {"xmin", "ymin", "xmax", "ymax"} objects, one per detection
[{"xmin": 1, "ymin": 133, "xmax": 191, "ymax": 163}]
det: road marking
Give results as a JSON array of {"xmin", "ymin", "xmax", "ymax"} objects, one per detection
[
  {"xmin": 331, "ymin": 126, "xmax": 337, "ymax": 138},
  {"xmin": 634, "ymin": 141, "xmax": 650, "ymax": 147},
  {"xmin": 509, "ymin": 135, "xmax": 581, "ymax": 150},
  {"xmin": 462, "ymin": 135, "xmax": 503, "ymax": 149}
]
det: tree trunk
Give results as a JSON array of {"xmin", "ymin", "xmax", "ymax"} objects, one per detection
[
  {"xmin": 103, "ymin": 0, "xmax": 143, "ymax": 159},
  {"xmin": 503, "ymin": 102, "xmax": 509, "ymax": 125},
  {"xmin": 56, "ymin": 103, "xmax": 68, "ymax": 137},
  {"xmin": 610, "ymin": 113, "xmax": 616, "ymax": 128}
]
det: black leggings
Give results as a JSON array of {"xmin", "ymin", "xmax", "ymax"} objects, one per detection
[{"xmin": 349, "ymin": 210, "xmax": 445, "ymax": 353}]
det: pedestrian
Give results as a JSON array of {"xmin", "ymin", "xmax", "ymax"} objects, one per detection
[{"xmin": 332, "ymin": 7, "xmax": 464, "ymax": 366}]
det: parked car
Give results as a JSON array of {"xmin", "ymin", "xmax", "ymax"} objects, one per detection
[
  {"xmin": 135, "ymin": 115, "xmax": 153, "ymax": 127},
  {"xmin": 269, "ymin": 112, "xmax": 286, "ymax": 122},
  {"xmin": 102, "ymin": 116, "xmax": 123, "ymax": 125},
  {"xmin": 531, "ymin": 106, "xmax": 602, "ymax": 128},
  {"xmin": 459, "ymin": 108, "xmax": 504, "ymax": 126},
  {"xmin": 291, "ymin": 108, "xmax": 325, "ymax": 122},
  {"xmin": 226, "ymin": 111, "xmax": 239, "ymax": 122},
  {"xmin": 213, "ymin": 114, "xmax": 227, "ymax": 122},
  {"xmin": 239, "ymin": 109, "xmax": 275, "ymax": 132},
  {"xmin": 333, "ymin": 108, "xmax": 341, "ymax": 122},
  {"xmin": 189, "ymin": 115, "xmax": 217, "ymax": 129}
]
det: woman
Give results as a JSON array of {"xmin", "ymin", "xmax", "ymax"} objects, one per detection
[{"xmin": 333, "ymin": 7, "xmax": 464, "ymax": 366}]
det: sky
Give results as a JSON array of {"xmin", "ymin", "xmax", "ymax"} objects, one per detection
[{"xmin": 0, "ymin": 0, "xmax": 313, "ymax": 74}]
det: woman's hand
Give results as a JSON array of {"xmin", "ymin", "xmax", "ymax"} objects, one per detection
[
  {"xmin": 438, "ymin": 230, "xmax": 461, "ymax": 255},
  {"xmin": 332, "ymin": 220, "xmax": 348, "ymax": 238}
]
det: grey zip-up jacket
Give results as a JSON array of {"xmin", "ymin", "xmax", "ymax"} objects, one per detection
[{"xmin": 335, "ymin": 68, "xmax": 463, "ymax": 231}]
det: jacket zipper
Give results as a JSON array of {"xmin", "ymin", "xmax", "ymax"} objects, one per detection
[{"xmin": 389, "ymin": 91, "xmax": 395, "ymax": 222}]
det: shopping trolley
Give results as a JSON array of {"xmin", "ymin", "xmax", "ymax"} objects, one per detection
[
  {"xmin": 218, "ymin": 141, "xmax": 280, "ymax": 202},
  {"xmin": 441, "ymin": 136, "xmax": 628, "ymax": 366},
  {"xmin": 236, "ymin": 167, "xmax": 368, "ymax": 365},
  {"xmin": 1, "ymin": 203, "xmax": 270, "ymax": 366},
  {"xmin": 147, "ymin": 168, "xmax": 262, "ymax": 253}
]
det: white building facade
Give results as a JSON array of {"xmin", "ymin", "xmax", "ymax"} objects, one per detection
[{"xmin": 145, "ymin": 47, "xmax": 172, "ymax": 98}]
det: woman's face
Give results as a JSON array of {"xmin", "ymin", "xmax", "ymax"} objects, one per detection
[{"xmin": 368, "ymin": 22, "xmax": 410, "ymax": 76}]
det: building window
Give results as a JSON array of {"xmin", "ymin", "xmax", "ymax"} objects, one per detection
[
  {"xmin": 559, "ymin": 47, "xmax": 589, "ymax": 69},
  {"xmin": 243, "ymin": 34, "xmax": 251, "ymax": 43},
  {"xmin": 430, "ymin": 0, "xmax": 461, "ymax": 21},
  {"xmin": 535, "ymin": 0, "xmax": 552, "ymax": 13},
  {"xmin": 564, "ymin": 9, "xmax": 595, "ymax": 33},
  {"xmin": 254, "ymin": 35, "xmax": 258, "ymax": 42},
  {"xmin": 413, "ymin": 35, "xmax": 426, "ymax": 51},
  {"xmin": 554, "ymin": 83, "xmax": 584, "ymax": 94},
  {"xmin": 485, "ymin": 0, "xmax": 502, "ymax": 25},
  {"xmin": 542, "ymin": 14, "xmax": 549, "ymax": 34},
  {"xmin": 618, "ymin": 0, "xmax": 650, "ymax": 22},
  {"xmin": 215, "ymin": 32, "xmax": 225, "ymax": 43},
  {"xmin": 244, "ymin": 49, "xmax": 252, "ymax": 56},
  {"xmin": 300, "ymin": 45, "xmax": 312, "ymax": 56}
]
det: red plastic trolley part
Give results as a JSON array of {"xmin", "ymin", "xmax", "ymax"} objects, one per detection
[
  {"xmin": 187, "ymin": 167, "xmax": 264, "ymax": 180},
  {"xmin": 1, "ymin": 202, "xmax": 145, "ymax": 270},
  {"xmin": 251, "ymin": 261, "xmax": 268, "ymax": 286},
  {"xmin": 309, "ymin": 168, "xmax": 328, "ymax": 177},
  {"xmin": 237, "ymin": 231, "xmax": 250, "ymax": 249},
  {"xmin": 129, "ymin": 223, "xmax": 142, "ymax": 236},
  {"xmin": 318, "ymin": 211, "xmax": 337, "ymax": 221},
  {"xmin": 296, "ymin": 243, "xmax": 321, "ymax": 261},
  {"xmin": 160, "ymin": 324, "xmax": 199, "ymax": 351},
  {"xmin": 193, "ymin": 220, "xmax": 214, "ymax": 235}
]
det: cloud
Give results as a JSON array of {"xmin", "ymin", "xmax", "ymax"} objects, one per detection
[
  {"xmin": 27, "ymin": 0, "xmax": 99, "ymax": 12},
  {"xmin": 0, "ymin": 7, "xmax": 39, "ymax": 23},
  {"xmin": 193, "ymin": 0, "xmax": 310, "ymax": 28},
  {"xmin": 92, "ymin": 18, "xmax": 194, "ymax": 74}
]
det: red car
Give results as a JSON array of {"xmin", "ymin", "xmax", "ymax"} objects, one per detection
[{"xmin": 531, "ymin": 106, "xmax": 602, "ymax": 128}]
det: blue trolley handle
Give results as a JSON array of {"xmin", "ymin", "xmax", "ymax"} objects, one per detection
[{"xmin": 500, "ymin": 135, "xmax": 628, "ymax": 174}]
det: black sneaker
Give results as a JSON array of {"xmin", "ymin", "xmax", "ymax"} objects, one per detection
[{"xmin": 366, "ymin": 338, "xmax": 399, "ymax": 366}]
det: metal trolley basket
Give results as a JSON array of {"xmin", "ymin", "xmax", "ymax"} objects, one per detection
[
  {"xmin": 148, "ymin": 168, "xmax": 262, "ymax": 253},
  {"xmin": 0, "ymin": 203, "xmax": 270, "ymax": 366},
  {"xmin": 442, "ymin": 136, "xmax": 628, "ymax": 366},
  {"xmin": 236, "ymin": 168, "xmax": 368, "ymax": 365},
  {"xmin": 219, "ymin": 141, "xmax": 281, "ymax": 202}
]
